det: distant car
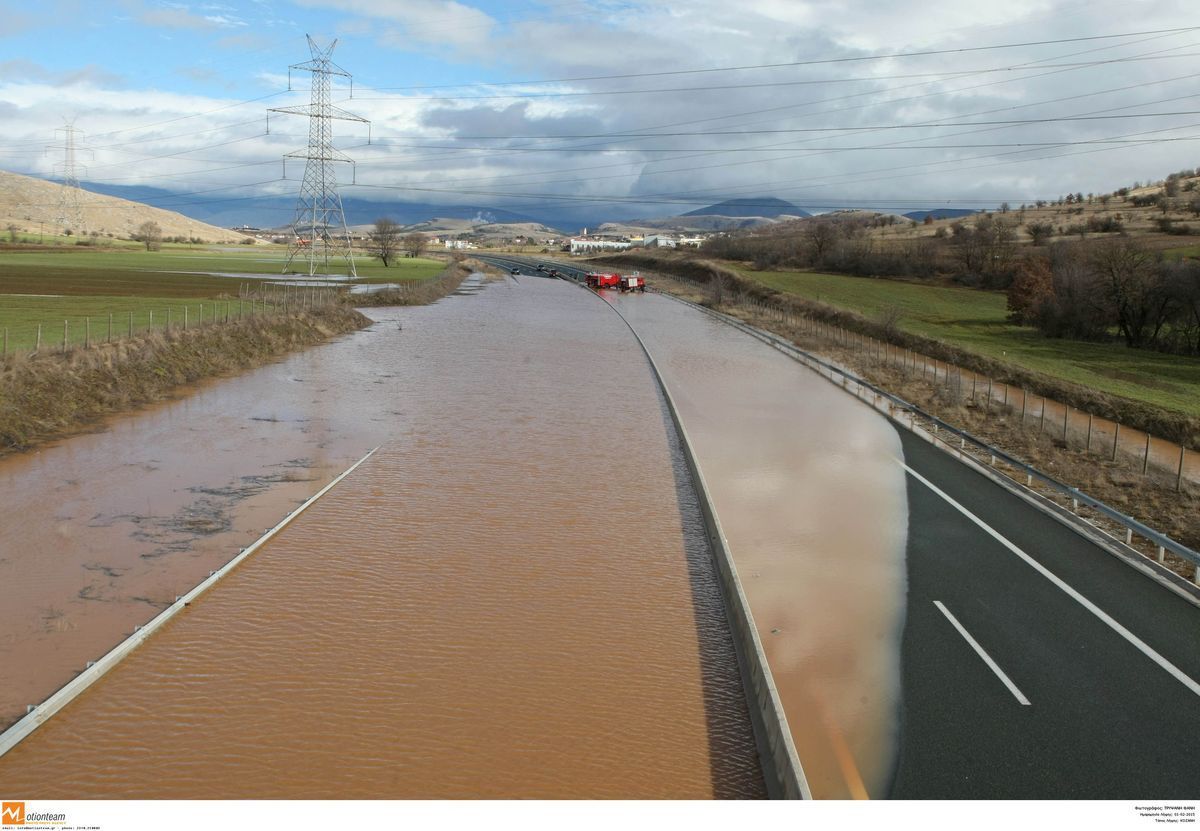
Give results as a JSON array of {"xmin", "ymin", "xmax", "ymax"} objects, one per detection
[
  {"xmin": 537, "ymin": 265, "xmax": 546, "ymax": 272},
  {"xmin": 510, "ymin": 267, "xmax": 520, "ymax": 275}
]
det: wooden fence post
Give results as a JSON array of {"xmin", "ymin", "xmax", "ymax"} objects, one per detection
[
  {"xmin": 1112, "ymin": 422, "xmax": 1121, "ymax": 462},
  {"xmin": 1142, "ymin": 433, "xmax": 1152, "ymax": 475}
]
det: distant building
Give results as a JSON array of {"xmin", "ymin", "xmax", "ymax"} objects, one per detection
[
  {"xmin": 569, "ymin": 237, "xmax": 632, "ymax": 255},
  {"xmin": 643, "ymin": 234, "xmax": 678, "ymax": 248}
]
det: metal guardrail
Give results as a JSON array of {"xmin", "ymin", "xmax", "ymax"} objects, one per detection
[
  {"xmin": 666, "ymin": 292, "xmax": 1200, "ymax": 584},
  {"xmin": 485, "ymin": 254, "xmax": 1199, "ymax": 585}
]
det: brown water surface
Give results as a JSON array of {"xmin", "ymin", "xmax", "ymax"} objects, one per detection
[
  {"xmin": 0, "ymin": 276, "xmax": 764, "ymax": 798},
  {"xmin": 610, "ymin": 291, "xmax": 910, "ymax": 800}
]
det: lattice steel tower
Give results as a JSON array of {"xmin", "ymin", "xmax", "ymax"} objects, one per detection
[
  {"xmin": 48, "ymin": 121, "xmax": 86, "ymax": 234},
  {"xmin": 270, "ymin": 35, "xmax": 368, "ymax": 276}
]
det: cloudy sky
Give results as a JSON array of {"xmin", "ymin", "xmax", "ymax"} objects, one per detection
[{"xmin": 1, "ymin": 0, "xmax": 1198, "ymax": 224}]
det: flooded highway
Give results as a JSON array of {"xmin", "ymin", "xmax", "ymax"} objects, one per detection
[
  {"xmin": 607, "ymin": 290, "xmax": 910, "ymax": 800},
  {"xmin": 0, "ymin": 276, "xmax": 765, "ymax": 798}
]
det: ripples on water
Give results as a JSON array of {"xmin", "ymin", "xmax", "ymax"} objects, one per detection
[{"xmin": 0, "ymin": 277, "xmax": 765, "ymax": 799}]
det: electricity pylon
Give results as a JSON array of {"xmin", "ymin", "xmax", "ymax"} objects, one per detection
[
  {"xmin": 47, "ymin": 121, "xmax": 87, "ymax": 234},
  {"xmin": 270, "ymin": 35, "xmax": 369, "ymax": 276}
]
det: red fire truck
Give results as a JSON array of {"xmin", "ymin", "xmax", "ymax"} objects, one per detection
[
  {"xmin": 585, "ymin": 272, "xmax": 621, "ymax": 289},
  {"xmin": 618, "ymin": 274, "xmax": 646, "ymax": 292}
]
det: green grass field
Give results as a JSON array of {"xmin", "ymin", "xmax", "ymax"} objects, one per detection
[
  {"xmin": 0, "ymin": 245, "xmax": 446, "ymax": 351},
  {"xmin": 739, "ymin": 267, "xmax": 1200, "ymax": 418}
]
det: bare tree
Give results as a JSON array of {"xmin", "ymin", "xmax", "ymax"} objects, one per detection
[
  {"xmin": 136, "ymin": 221, "xmax": 162, "ymax": 251},
  {"xmin": 1025, "ymin": 221, "xmax": 1054, "ymax": 246},
  {"xmin": 1090, "ymin": 239, "xmax": 1172, "ymax": 348},
  {"xmin": 803, "ymin": 220, "xmax": 839, "ymax": 264},
  {"xmin": 6, "ymin": 224, "xmax": 19, "ymax": 243},
  {"xmin": 369, "ymin": 217, "xmax": 401, "ymax": 267},
  {"xmin": 402, "ymin": 232, "xmax": 428, "ymax": 259}
]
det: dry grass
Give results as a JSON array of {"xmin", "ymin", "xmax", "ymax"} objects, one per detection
[{"xmin": 0, "ymin": 306, "xmax": 369, "ymax": 456}]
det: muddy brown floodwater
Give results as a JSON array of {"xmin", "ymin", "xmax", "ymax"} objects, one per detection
[
  {"xmin": 609, "ymin": 290, "xmax": 910, "ymax": 800},
  {"xmin": 0, "ymin": 276, "xmax": 765, "ymax": 799},
  {"xmin": 0, "ymin": 297, "xmax": 403, "ymax": 729}
]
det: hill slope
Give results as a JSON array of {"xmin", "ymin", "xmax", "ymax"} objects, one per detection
[
  {"xmin": 0, "ymin": 170, "xmax": 249, "ymax": 242},
  {"xmin": 681, "ymin": 197, "xmax": 811, "ymax": 219}
]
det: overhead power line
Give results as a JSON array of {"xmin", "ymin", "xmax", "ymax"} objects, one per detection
[{"xmin": 354, "ymin": 26, "xmax": 1200, "ymax": 92}]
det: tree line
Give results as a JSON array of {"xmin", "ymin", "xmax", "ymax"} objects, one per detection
[
  {"xmin": 1007, "ymin": 240, "xmax": 1200, "ymax": 355},
  {"xmin": 702, "ymin": 215, "xmax": 1200, "ymax": 355}
]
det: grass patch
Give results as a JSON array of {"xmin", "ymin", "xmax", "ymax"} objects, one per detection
[
  {"xmin": 0, "ymin": 246, "xmax": 445, "ymax": 281},
  {"xmin": 0, "ymin": 247, "xmax": 446, "ymax": 351},
  {"xmin": 1164, "ymin": 243, "xmax": 1200, "ymax": 261},
  {"xmin": 740, "ymin": 267, "xmax": 1200, "ymax": 418}
]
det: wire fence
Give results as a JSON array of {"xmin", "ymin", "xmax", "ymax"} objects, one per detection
[
  {"xmin": 731, "ymin": 294, "xmax": 1197, "ymax": 493},
  {"xmin": 0, "ymin": 283, "xmax": 342, "ymax": 357}
]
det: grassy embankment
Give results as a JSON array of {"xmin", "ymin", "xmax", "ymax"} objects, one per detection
[
  {"xmin": 743, "ymin": 268, "xmax": 1200, "ymax": 420},
  {"xmin": 0, "ymin": 246, "xmax": 451, "ymax": 453}
]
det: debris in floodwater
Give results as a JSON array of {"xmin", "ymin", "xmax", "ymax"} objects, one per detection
[{"xmin": 82, "ymin": 563, "xmax": 127, "ymax": 579}]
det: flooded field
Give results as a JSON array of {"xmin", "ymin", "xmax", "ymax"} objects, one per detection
[
  {"xmin": 609, "ymin": 290, "xmax": 910, "ymax": 800},
  {"xmin": 0, "ymin": 277, "xmax": 764, "ymax": 798}
]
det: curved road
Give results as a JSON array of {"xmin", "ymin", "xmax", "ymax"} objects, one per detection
[{"xmin": 484, "ymin": 255, "xmax": 1200, "ymax": 799}]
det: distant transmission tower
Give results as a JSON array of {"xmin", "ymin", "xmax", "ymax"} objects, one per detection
[
  {"xmin": 270, "ymin": 35, "xmax": 369, "ymax": 276},
  {"xmin": 47, "ymin": 121, "xmax": 87, "ymax": 234}
]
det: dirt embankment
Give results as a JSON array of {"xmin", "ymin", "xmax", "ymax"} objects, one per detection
[
  {"xmin": 0, "ymin": 306, "xmax": 370, "ymax": 456},
  {"xmin": 594, "ymin": 250, "xmax": 1200, "ymax": 449}
]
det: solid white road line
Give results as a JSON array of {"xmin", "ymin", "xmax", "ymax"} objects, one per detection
[
  {"xmin": 934, "ymin": 600, "xmax": 1031, "ymax": 705},
  {"xmin": 901, "ymin": 460, "xmax": 1200, "ymax": 700}
]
